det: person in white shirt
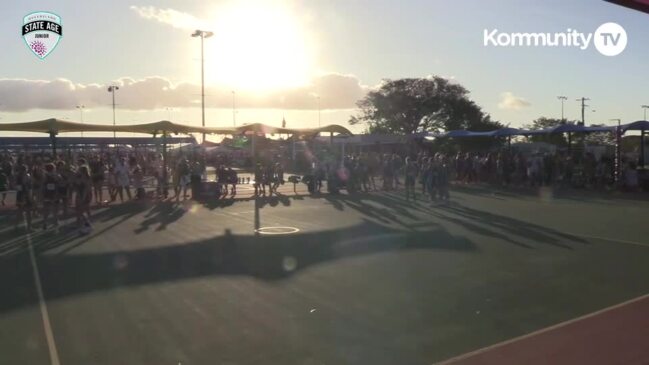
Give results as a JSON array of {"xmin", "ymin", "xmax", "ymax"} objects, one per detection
[{"xmin": 114, "ymin": 157, "xmax": 132, "ymax": 202}]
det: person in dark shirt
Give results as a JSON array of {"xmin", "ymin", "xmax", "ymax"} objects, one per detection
[
  {"xmin": 0, "ymin": 170, "xmax": 8, "ymax": 206},
  {"xmin": 75, "ymin": 165, "xmax": 93, "ymax": 229},
  {"xmin": 272, "ymin": 163, "xmax": 284, "ymax": 194},
  {"xmin": 403, "ymin": 157, "xmax": 419, "ymax": 201},
  {"xmin": 254, "ymin": 163, "xmax": 264, "ymax": 196},
  {"xmin": 56, "ymin": 161, "xmax": 71, "ymax": 217},
  {"xmin": 227, "ymin": 167, "xmax": 238, "ymax": 196},
  {"xmin": 90, "ymin": 156, "xmax": 106, "ymax": 205},
  {"xmin": 14, "ymin": 165, "xmax": 33, "ymax": 232},
  {"xmin": 41, "ymin": 163, "xmax": 61, "ymax": 230}
]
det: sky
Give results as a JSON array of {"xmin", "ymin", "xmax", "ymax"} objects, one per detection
[{"xmin": 1, "ymin": 0, "xmax": 649, "ymax": 138}]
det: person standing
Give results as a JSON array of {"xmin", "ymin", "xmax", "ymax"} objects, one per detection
[
  {"xmin": 227, "ymin": 167, "xmax": 238, "ymax": 196},
  {"xmin": 74, "ymin": 166, "xmax": 93, "ymax": 231},
  {"xmin": 107, "ymin": 166, "xmax": 118, "ymax": 202},
  {"xmin": 56, "ymin": 161, "xmax": 71, "ymax": 217},
  {"xmin": 403, "ymin": 157, "xmax": 418, "ymax": 201},
  {"xmin": 41, "ymin": 163, "xmax": 61, "ymax": 230},
  {"xmin": 391, "ymin": 153, "xmax": 402, "ymax": 189},
  {"xmin": 420, "ymin": 157, "xmax": 430, "ymax": 196},
  {"xmin": 31, "ymin": 162, "xmax": 44, "ymax": 217},
  {"xmin": 272, "ymin": 163, "xmax": 284, "ymax": 194},
  {"xmin": 132, "ymin": 164, "xmax": 145, "ymax": 200},
  {"xmin": 382, "ymin": 155, "xmax": 393, "ymax": 191},
  {"xmin": 264, "ymin": 163, "xmax": 274, "ymax": 196},
  {"xmin": 190, "ymin": 161, "xmax": 203, "ymax": 200},
  {"xmin": 14, "ymin": 165, "xmax": 33, "ymax": 232},
  {"xmin": 437, "ymin": 156, "xmax": 451, "ymax": 203},
  {"xmin": 115, "ymin": 157, "xmax": 132, "ymax": 202},
  {"xmin": 90, "ymin": 156, "xmax": 106, "ymax": 205},
  {"xmin": 174, "ymin": 158, "xmax": 190, "ymax": 201},
  {"xmin": 0, "ymin": 169, "xmax": 8, "ymax": 206},
  {"xmin": 1, "ymin": 156, "xmax": 13, "ymax": 206},
  {"xmin": 254, "ymin": 163, "xmax": 264, "ymax": 196}
]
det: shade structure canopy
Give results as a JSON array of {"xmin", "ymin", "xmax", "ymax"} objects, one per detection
[
  {"xmin": 0, "ymin": 119, "xmax": 353, "ymax": 137},
  {"xmin": 620, "ymin": 120, "xmax": 649, "ymax": 133},
  {"xmin": 226, "ymin": 122, "xmax": 353, "ymax": 137},
  {"xmin": 428, "ymin": 124, "xmax": 625, "ymax": 138}
]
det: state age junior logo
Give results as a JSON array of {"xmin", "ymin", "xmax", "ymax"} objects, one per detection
[{"xmin": 22, "ymin": 11, "xmax": 63, "ymax": 59}]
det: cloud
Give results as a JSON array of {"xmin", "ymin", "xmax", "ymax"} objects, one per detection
[
  {"xmin": 0, "ymin": 73, "xmax": 368, "ymax": 112},
  {"xmin": 130, "ymin": 6, "xmax": 206, "ymax": 30},
  {"xmin": 498, "ymin": 92, "xmax": 531, "ymax": 110}
]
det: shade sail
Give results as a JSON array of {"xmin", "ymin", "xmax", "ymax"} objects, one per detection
[
  {"xmin": 620, "ymin": 120, "xmax": 649, "ymax": 132},
  {"xmin": 489, "ymin": 128, "xmax": 522, "ymax": 137},
  {"xmin": 119, "ymin": 121, "xmax": 220, "ymax": 135},
  {"xmin": 428, "ymin": 124, "xmax": 620, "ymax": 139},
  {"xmin": 0, "ymin": 118, "xmax": 136, "ymax": 134},
  {"xmin": 0, "ymin": 119, "xmax": 353, "ymax": 137},
  {"xmin": 228, "ymin": 123, "xmax": 353, "ymax": 136}
]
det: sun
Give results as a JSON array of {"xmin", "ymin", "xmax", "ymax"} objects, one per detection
[{"xmin": 205, "ymin": 0, "xmax": 315, "ymax": 92}]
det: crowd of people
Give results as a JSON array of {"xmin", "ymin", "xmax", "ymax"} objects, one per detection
[
  {"xmin": 0, "ymin": 151, "xmax": 215, "ymax": 232},
  {"xmin": 0, "ymin": 145, "xmax": 645, "ymax": 232},
  {"xmin": 443, "ymin": 150, "xmax": 641, "ymax": 191}
]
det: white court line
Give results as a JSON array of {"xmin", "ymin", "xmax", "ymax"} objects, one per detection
[
  {"xmin": 25, "ymin": 227, "xmax": 61, "ymax": 365},
  {"xmin": 436, "ymin": 292, "xmax": 649, "ymax": 364}
]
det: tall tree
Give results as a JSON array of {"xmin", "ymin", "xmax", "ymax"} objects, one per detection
[{"xmin": 350, "ymin": 77, "xmax": 501, "ymax": 134}]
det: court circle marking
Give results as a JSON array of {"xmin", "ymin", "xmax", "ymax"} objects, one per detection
[{"xmin": 255, "ymin": 226, "xmax": 300, "ymax": 235}]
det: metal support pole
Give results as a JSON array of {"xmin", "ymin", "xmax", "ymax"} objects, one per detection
[
  {"xmin": 615, "ymin": 124, "xmax": 622, "ymax": 183},
  {"xmin": 201, "ymin": 35, "xmax": 206, "ymax": 143},
  {"xmin": 641, "ymin": 129, "xmax": 646, "ymax": 168},
  {"xmin": 112, "ymin": 90, "xmax": 116, "ymax": 139},
  {"xmin": 162, "ymin": 131, "xmax": 168, "ymax": 197}
]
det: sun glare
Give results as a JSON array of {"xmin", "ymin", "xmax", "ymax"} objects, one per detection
[{"xmin": 206, "ymin": 0, "xmax": 314, "ymax": 92}]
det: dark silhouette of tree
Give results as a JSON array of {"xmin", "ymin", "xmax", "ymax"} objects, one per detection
[{"xmin": 350, "ymin": 77, "xmax": 502, "ymax": 135}]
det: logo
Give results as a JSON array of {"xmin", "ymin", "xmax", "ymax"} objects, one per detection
[
  {"xmin": 593, "ymin": 22, "xmax": 627, "ymax": 56},
  {"xmin": 483, "ymin": 22, "xmax": 627, "ymax": 56},
  {"xmin": 22, "ymin": 11, "xmax": 63, "ymax": 59}
]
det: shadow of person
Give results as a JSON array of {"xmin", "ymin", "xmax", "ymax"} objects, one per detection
[{"xmin": 135, "ymin": 201, "xmax": 186, "ymax": 234}]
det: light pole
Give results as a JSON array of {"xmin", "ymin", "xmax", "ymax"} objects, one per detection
[
  {"xmin": 642, "ymin": 105, "xmax": 649, "ymax": 121},
  {"xmin": 76, "ymin": 105, "xmax": 85, "ymax": 137},
  {"xmin": 576, "ymin": 97, "xmax": 590, "ymax": 125},
  {"xmin": 107, "ymin": 85, "xmax": 119, "ymax": 139},
  {"xmin": 165, "ymin": 107, "xmax": 173, "ymax": 121},
  {"xmin": 232, "ymin": 90, "xmax": 236, "ymax": 127},
  {"xmin": 557, "ymin": 96, "xmax": 567, "ymax": 122},
  {"xmin": 191, "ymin": 29, "xmax": 214, "ymax": 143}
]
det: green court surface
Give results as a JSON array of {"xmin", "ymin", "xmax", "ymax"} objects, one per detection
[{"xmin": 1, "ymin": 185, "xmax": 648, "ymax": 364}]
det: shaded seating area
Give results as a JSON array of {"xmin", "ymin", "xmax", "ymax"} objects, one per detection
[{"xmin": 0, "ymin": 118, "xmax": 354, "ymax": 194}]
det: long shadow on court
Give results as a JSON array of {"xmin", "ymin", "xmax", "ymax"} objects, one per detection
[
  {"xmin": 451, "ymin": 183, "xmax": 649, "ymax": 205},
  {"xmin": 135, "ymin": 201, "xmax": 186, "ymax": 234},
  {"xmin": 0, "ymin": 220, "xmax": 476, "ymax": 314},
  {"xmin": 0, "ymin": 202, "xmax": 149, "ymax": 257},
  {"xmin": 432, "ymin": 203, "xmax": 588, "ymax": 249}
]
